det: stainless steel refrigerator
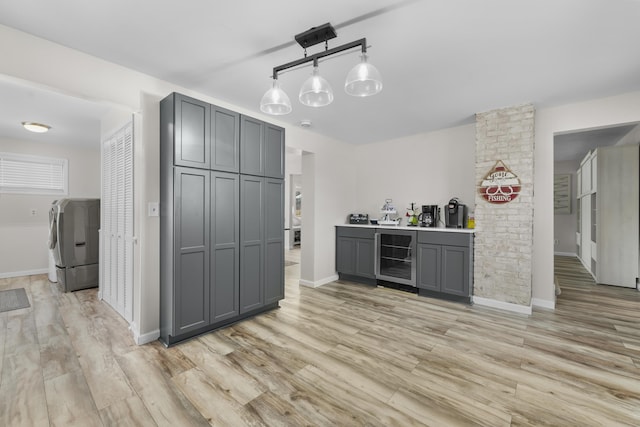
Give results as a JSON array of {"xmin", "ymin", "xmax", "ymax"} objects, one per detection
[{"xmin": 48, "ymin": 198, "xmax": 100, "ymax": 292}]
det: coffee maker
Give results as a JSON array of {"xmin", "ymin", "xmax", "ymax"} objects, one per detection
[
  {"xmin": 419, "ymin": 205, "xmax": 439, "ymax": 227},
  {"xmin": 445, "ymin": 198, "xmax": 468, "ymax": 228}
]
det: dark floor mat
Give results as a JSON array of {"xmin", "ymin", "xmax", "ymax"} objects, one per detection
[{"xmin": 0, "ymin": 288, "xmax": 30, "ymax": 313}]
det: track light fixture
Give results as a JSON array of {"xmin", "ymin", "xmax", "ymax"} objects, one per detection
[{"xmin": 260, "ymin": 23, "xmax": 383, "ymax": 115}]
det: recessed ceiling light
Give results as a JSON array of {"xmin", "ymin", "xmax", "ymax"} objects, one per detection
[{"xmin": 21, "ymin": 122, "xmax": 51, "ymax": 133}]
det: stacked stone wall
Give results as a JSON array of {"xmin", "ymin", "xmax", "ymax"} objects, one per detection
[{"xmin": 474, "ymin": 104, "xmax": 535, "ymax": 306}]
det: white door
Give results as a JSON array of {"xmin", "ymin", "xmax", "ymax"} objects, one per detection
[{"xmin": 100, "ymin": 120, "xmax": 134, "ymax": 322}]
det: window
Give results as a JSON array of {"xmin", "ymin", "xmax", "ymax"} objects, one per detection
[{"xmin": 0, "ymin": 152, "xmax": 68, "ymax": 195}]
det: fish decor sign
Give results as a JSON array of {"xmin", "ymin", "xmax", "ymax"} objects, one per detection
[{"xmin": 479, "ymin": 160, "xmax": 521, "ymax": 204}]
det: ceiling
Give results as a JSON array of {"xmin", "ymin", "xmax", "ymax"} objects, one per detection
[
  {"xmin": 1, "ymin": 0, "xmax": 640, "ymax": 149},
  {"xmin": 0, "ymin": 76, "xmax": 109, "ymax": 149},
  {"xmin": 554, "ymin": 123, "xmax": 638, "ymax": 162}
]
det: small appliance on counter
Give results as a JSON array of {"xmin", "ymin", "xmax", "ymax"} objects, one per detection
[
  {"xmin": 348, "ymin": 213, "xmax": 369, "ymax": 224},
  {"xmin": 379, "ymin": 199, "xmax": 401, "ymax": 225},
  {"xmin": 419, "ymin": 205, "xmax": 440, "ymax": 227},
  {"xmin": 445, "ymin": 197, "xmax": 468, "ymax": 228}
]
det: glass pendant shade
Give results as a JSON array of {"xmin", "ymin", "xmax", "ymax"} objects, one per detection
[
  {"xmin": 344, "ymin": 54, "xmax": 383, "ymax": 97},
  {"xmin": 299, "ymin": 66, "xmax": 334, "ymax": 107},
  {"xmin": 260, "ymin": 79, "xmax": 292, "ymax": 115}
]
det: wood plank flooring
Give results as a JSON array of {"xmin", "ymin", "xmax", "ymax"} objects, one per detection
[{"xmin": 1, "ymin": 252, "xmax": 639, "ymax": 426}]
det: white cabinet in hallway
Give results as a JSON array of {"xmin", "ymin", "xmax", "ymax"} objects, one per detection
[{"xmin": 576, "ymin": 145, "xmax": 639, "ymax": 288}]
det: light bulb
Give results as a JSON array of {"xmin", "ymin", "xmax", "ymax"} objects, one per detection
[
  {"xmin": 260, "ymin": 79, "xmax": 292, "ymax": 115},
  {"xmin": 299, "ymin": 66, "xmax": 334, "ymax": 107},
  {"xmin": 345, "ymin": 54, "xmax": 383, "ymax": 97}
]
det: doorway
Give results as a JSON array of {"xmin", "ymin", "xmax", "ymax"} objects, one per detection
[{"xmin": 553, "ymin": 122, "xmax": 640, "ymax": 292}]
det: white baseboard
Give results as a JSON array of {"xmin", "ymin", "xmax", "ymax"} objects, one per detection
[
  {"xmin": 554, "ymin": 251, "xmax": 576, "ymax": 257},
  {"xmin": 532, "ymin": 298, "xmax": 555, "ymax": 310},
  {"xmin": 299, "ymin": 274, "xmax": 339, "ymax": 288},
  {"xmin": 472, "ymin": 296, "xmax": 532, "ymax": 315},
  {"xmin": 0, "ymin": 268, "xmax": 48, "ymax": 279},
  {"xmin": 130, "ymin": 322, "xmax": 159, "ymax": 345}
]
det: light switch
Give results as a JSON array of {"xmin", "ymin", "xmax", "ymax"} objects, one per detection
[{"xmin": 148, "ymin": 202, "xmax": 159, "ymax": 217}]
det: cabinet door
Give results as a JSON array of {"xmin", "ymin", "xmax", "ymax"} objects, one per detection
[
  {"xmin": 264, "ymin": 178, "xmax": 284, "ymax": 304},
  {"xmin": 355, "ymin": 238, "xmax": 375, "ymax": 278},
  {"xmin": 174, "ymin": 167, "xmax": 210, "ymax": 334},
  {"xmin": 240, "ymin": 116, "xmax": 264, "ymax": 176},
  {"xmin": 210, "ymin": 172, "xmax": 239, "ymax": 323},
  {"xmin": 441, "ymin": 245, "xmax": 470, "ymax": 297},
  {"xmin": 336, "ymin": 237, "xmax": 356, "ymax": 275},
  {"xmin": 211, "ymin": 106, "xmax": 240, "ymax": 173},
  {"xmin": 265, "ymin": 124, "xmax": 285, "ymax": 179},
  {"xmin": 174, "ymin": 94, "xmax": 211, "ymax": 169},
  {"xmin": 240, "ymin": 175, "xmax": 264, "ymax": 313},
  {"xmin": 417, "ymin": 244, "xmax": 441, "ymax": 291}
]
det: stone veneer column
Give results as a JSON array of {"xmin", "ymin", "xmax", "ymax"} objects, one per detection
[{"xmin": 474, "ymin": 104, "xmax": 535, "ymax": 308}]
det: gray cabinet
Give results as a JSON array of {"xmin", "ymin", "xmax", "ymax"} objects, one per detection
[
  {"xmin": 211, "ymin": 106, "xmax": 240, "ymax": 173},
  {"xmin": 171, "ymin": 93, "xmax": 211, "ymax": 169},
  {"xmin": 265, "ymin": 178, "xmax": 285, "ymax": 304},
  {"xmin": 240, "ymin": 176, "xmax": 285, "ymax": 313},
  {"xmin": 160, "ymin": 92, "xmax": 284, "ymax": 345},
  {"xmin": 173, "ymin": 167, "xmax": 210, "ymax": 334},
  {"xmin": 417, "ymin": 232, "xmax": 473, "ymax": 301},
  {"xmin": 162, "ymin": 93, "xmax": 239, "ymax": 172},
  {"xmin": 210, "ymin": 171, "xmax": 239, "ymax": 322},
  {"xmin": 416, "ymin": 244, "xmax": 440, "ymax": 291},
  {"xmin": 240, "ymin": 175, "xmax": 264, "ymax": 313},
  {"xmin": 336, "ymin": 227, "xmax": 376, "ymax": 281},
  {"xmin": 240, "ymin": 116, "xmax": 285, "ymax": 179}
]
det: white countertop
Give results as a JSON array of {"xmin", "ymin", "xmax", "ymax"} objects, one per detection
[{"xmin": 336, "ymin": 224, "xmax": 475, "ymax": 234}]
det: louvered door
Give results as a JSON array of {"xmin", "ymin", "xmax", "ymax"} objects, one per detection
[{"xmin": 100, "ymin": 120, "xmax": 134, "ymax": 322}]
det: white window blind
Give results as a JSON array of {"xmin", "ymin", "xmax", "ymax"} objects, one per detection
[{"xmin": 0, "ymin": 152, "xmax": 68, "ymax": 195}]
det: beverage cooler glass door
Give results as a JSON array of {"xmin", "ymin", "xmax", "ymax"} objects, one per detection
[{"xmin": 375, "ymin": 230, "xmax": 416, "ymax": 286}]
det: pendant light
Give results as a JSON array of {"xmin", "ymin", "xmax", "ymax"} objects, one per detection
[
  {"xmin": 260, "ymin": 78, "xmax": 292, "ymax": 115},
  {"xmin": 344, "ymin": 54, "xmax": 383, "ymax": 97},
  {"xmin": 260, "ymin": 23, "xmax": 383, "ymax": 115},
  {"xmin": 299, "ymin": 62, "xmax": 334, "ymax": 107}
]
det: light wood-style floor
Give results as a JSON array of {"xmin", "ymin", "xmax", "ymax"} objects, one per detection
[{"xmin": 1, "ymin": 252, "xmax": 639, "ymax": 426}]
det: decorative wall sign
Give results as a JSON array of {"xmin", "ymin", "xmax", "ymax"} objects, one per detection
[
  {"xmin": 553, "ymin": 174, "xmax": 571, "ymax": 214},
  {"xmin": 479, "ymin": 160, "xmax": 521, "ymax": 204}
]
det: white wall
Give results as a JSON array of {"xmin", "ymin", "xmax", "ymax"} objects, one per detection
[
  {"xmin": 4, "ymin": 23, "xmax": 640, "ymax": 334},
  {"xmin": 534, "ymin": 90, "xmax": 640, "ymax": 305},
  {"xmin": 0, "ymin": 25, "xmax": 359, "ymax": 339},
  {"xmin": 354, "ymin": 124, "xmax": 476, "ymax": 222},
  {"xmin": 553, "ymin": 160, "xmax": 579, "ymax": 255},
  {"xmin": 0, "ymin": 137, "xmax": 100, "ymax": 277},
  {"xmin": 616, "ymin": 123, "xmax": 640, "ymax": 146}
]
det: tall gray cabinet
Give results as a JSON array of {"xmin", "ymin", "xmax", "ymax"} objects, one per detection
[{"xmin": 160, "ymin": 92, "xmax": 284, "ymax": 345}]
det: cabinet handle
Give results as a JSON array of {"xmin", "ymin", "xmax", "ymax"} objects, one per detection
[{"xmin": 374, "ymin": 232, "xmax": 380, "ymax": 277}]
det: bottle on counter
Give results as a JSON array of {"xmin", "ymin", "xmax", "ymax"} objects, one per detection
[{"xmin": 467, "ymin": 212, "xmax": 475, "ymax": 229}]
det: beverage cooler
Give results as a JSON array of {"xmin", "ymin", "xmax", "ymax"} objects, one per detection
[{"xmin": 375, "ymin": 229, "xmax": 416, "ymax": 286}]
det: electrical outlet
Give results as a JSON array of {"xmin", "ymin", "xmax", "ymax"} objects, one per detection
[
  {"xmin": 30, "ymin": 209, "xmax": 37, "ymax": 216},
  {"xmin": 554, "ymin": 239, "xmax": 559, "ymax": 245}
]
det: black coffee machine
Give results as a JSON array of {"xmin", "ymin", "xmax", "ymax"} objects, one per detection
[
  {"xmin": 419, "ymin": 205, "xmax": 439, "ymax": 227},
  {"xmin": 445, "ymin": 197, "xmax": 468, "ymax": 228}
]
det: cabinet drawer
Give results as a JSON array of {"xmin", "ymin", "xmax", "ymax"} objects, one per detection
[
  {"xmin": 417, "ymin": 231, "xmax": 471, "ymax": 246},
  {"xmin": 336, "ymin": 226, "xmax": 375, "ymax": 239}
]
